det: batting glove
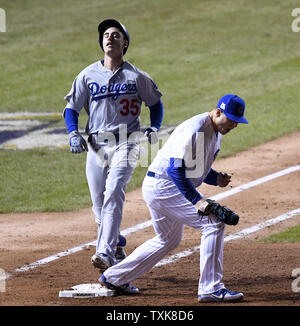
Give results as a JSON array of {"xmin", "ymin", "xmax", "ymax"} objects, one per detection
[
  {"xmin": 144, "ymin": 127, "xmax": 159, "ymax": 144},
  {"xmin": 217, "ymin": 172, "xmax": 232, "ymax": 187},
  {"xmin": 69, "ymin": 130, "xmax": 88, "ymax": 154}
]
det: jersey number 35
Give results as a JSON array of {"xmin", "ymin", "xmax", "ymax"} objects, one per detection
[{"xmin": 120, "ymin": 98, "xmax": 139, "ymax": 116}]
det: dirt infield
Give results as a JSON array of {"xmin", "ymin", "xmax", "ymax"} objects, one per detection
[{"xmin": 0, "ymin": 132, "xmax": 300, "ymax": 307}]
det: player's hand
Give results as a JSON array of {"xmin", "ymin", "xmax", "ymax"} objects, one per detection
[
  {"xmin": 197, "ymin": 197, "xmax": 211, "ymax": 216},
  {"xmin": 217, "ymin": 172, "xmax": 231, "ymax": 187},
  {"xmin": 144, "ymin": 127, "xmax": 159, "ymax": 144},
  {"xmin": 69, "ymin": 130, "xmax": 88, "ymax": 154}
]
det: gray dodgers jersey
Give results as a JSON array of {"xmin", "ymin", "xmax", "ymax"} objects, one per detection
[
  {"xmin": 148, "ymin": 113, "xmax": 222, "ymax": 187},
  {"xmin": 64, "ymin": 61, "xmax": 162, "ymax": 135}
]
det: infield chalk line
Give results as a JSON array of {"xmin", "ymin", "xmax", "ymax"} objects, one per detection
[
  {"xmin": 0, "ymin": 112, "xmax": 61, "ymax": 119},
  {"xmin": 155, "ymin": 208, "xmax": 300, "ymax": 267},
  {"xmin": 6, "ymin": 164, "xmax": 300, "ymax": 279}
]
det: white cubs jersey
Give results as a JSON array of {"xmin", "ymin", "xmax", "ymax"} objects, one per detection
[
  {"xmin": 148, "ymin": 113, "xmax": 222, "ymax": 186},
  {"xmin": 64, "ymin": 60, "xmax": 162, "ymax": 135}
]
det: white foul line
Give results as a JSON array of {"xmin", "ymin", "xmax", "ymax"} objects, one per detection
[
  {"xmin": 7, "ymin": 164, "xmax": 300, "ymax": 278},
  {"xmin": 10, "ymin": 220, "xmax": 154, "ymax": 277},
  {"xmin": 154, "ymin": 208, "xmax": 300, "ymax": 267},
  {"xmin": 211, "ymin": 164, "xmax": 300, "ymax": 201}
]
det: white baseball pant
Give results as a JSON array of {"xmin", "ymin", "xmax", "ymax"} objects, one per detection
[
  {"xmin": 104, "ymin": 175, "xmax": 225, "ymax": 295},
  {"xmin": 86, "ymin": 140, "xmax": 139, "ymax": 264}
]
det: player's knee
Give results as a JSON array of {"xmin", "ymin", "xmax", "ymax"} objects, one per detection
[
  {"xmin": 92, "ymin": 205, "xmax": 102, "ymax": 221},
  {"xmin": 105, "ymin": 181, "xmax": 126, "ymax": 199},
  {"xmin": 159, "ymin": 232, "xmax": 182, "ymax": 251},
  {"xmin": 168, "ymin": 236, "xmax": 182, "ymax": 251}
]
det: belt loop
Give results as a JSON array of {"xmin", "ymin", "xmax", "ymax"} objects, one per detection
[{"xmin": 147, "ymin": 171, "xmax": 158, "ymax": 178}]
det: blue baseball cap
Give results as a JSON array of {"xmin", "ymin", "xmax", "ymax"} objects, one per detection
[{"xmin": 217, "ymin": 94, "xmax": 248, "ymax": 124}]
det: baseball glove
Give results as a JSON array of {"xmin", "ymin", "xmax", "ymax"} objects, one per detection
[{"xmin": 198, "ymin": 199, "xmax": 239, "ymax": 225}]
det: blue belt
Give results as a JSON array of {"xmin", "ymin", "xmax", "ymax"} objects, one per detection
[
  {"xmin": 147, "ymin": 171, "xmax": 157, "ymax": 178},
  {"xmin": 147, "ymin": 171, "xmax": 169, "ymax": 180}
]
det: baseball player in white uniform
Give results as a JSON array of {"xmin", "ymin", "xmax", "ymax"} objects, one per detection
[
  {"xmin": 63, "ymin": 19, "xmax": 163, "ymax": 272},
  {"xmin": 99, "ymin": 94, "xmax": 249, "ymax": 301}
]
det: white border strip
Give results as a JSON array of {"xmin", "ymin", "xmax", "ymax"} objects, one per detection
[
  {"xmin": 155, "ymin": 208, "xmax": 300, "ymax": 267},
  {"xmin": 7, "ymin": 164, "xmax": 300, "ymax": 278}
]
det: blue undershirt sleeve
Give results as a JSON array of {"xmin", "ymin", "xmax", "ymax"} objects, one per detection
[
  {"xmin": 64, "ymin": 108, "xmax": 79, "ymax": 133},
  {"xmin": 166, "ymin": 158, "xmax": 202, "ymax": 205},
  {"xmin": 148, "ymin": 99, "xmax": 163, "ymax": 130},
  {"xmin": 203, "ymin": 168, "xmax": 219, "ymax": 186}
]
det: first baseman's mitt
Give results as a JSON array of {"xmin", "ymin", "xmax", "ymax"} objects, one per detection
[{"xmin": 198, "ymin": 199, "xmax": 239, "ymax": 225}]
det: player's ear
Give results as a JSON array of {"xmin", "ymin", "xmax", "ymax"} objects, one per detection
[{"xmin": 123, "ymin": 40, "xmax": 128, "ymax": 50}]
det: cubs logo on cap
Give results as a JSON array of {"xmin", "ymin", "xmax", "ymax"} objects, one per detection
[
  {"xmin": 237, "ymin": 106, "xmax": 244, "ymax": 116},
  {"xmin": 217, "ymin": 94, "xmax": 248, "ymax": 124}
]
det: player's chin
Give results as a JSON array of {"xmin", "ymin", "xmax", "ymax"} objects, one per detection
[
  {"xmin": 220, "ymin": 128, "xmax": 232, "ymax": 135},
  {"xmin": 104, "ymin": 45, "xmax": 116, "ymax": 53},
  {"xmin": 104, "ymin": 46, "xmax": 113, "ymax": 53}
]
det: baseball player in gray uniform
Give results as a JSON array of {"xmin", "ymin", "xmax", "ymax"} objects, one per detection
[
  {"xmin": 63, "ymin": 19, "xmax": 164, "ymax": 272},
  {"xmin": 98, "ymin": 94, "xmax": 249, "ymax": 301}
]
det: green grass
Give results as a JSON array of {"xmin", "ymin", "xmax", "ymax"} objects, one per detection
[
  {"xmin": 0, "ymin": 149, "xmax": 89, "ymax": 212},
  {"xmin": 0, "ymin": 148, "xmax": 149, "ymax": 213},
  {"xmin": 263, "ymin": 225, "xmax": 300, "ymax": 243},
  {"xmin": 0, "ymin": 0, "xmax": 300, "ymax": 212}
]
